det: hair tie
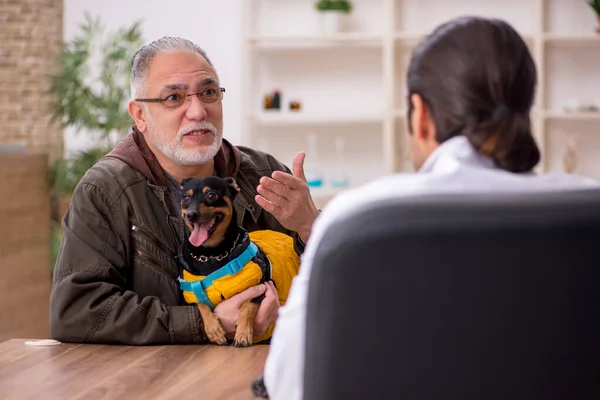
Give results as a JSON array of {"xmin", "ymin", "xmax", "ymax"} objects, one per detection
[{"xmin": 492, "ymin": 106, "xmax": 514, "ymax": 120}]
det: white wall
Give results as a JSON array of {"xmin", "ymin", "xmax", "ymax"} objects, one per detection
[{"xmin": 63, "ymin": 0, "xmax": 243, "ymax": 155}]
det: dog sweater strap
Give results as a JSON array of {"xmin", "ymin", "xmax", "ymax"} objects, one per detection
[
  {"xmin": 219, "ymin": 242, "xmax": 259, "ymax": 277},
  {"xmin": 179, "ymin": 242, "xmax": 260, "ymax": 310},
  {"xmin": 179, "ymin": 278, "xmax": 213, "ymax": 308}
]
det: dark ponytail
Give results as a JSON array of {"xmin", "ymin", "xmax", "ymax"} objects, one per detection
[
  {"xmin": 464, "ymin": 110, "xmax": 540, "ymax": 173},
  {"xmin": 407, "ymin": 16, "xmax": 540, "ymax": 173}
]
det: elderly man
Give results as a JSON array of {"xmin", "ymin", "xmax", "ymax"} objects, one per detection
[{"xmin": 49, "ymin": 37, "xmax": 319, "ymax": 345}]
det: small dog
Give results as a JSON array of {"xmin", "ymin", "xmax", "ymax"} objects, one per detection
[{"xmin": 177, "ymin": 176, "xmax": 300, "ymax": 347}]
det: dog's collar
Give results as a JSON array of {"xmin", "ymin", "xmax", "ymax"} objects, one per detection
[{"xmin": 188, "ymin": 232, "xmax": 241, "ymax": 263}]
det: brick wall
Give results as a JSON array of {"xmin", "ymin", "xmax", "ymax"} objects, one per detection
[{"xmin": 0, "ymin": 0, "xmax": 64, "ymax": 157}]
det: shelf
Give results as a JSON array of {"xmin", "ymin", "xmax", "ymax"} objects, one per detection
[
  {"xmin": 393, "ymin": 33, "xmax": 535, "ymax": 46},
  {"xmin": 395, "ymin": 110, "xmax": 600, "ymax": 121},
  {"xmin": 394, "ymin": 109, "xmax": 572, "ymax": 121},
  {"xmin": 544, "ymin": 112, "xmax": 600, "ymax": 121},
  {"xmin": 248, "ymin": 111, "xmax": 383, "ymax": 126},
  {"xmin": 544, "ymin": 35, "xmax": 600, "ymax": 46},
  {"xmin": 247, "ymin": 33, "xmax": 383, "ymax": 49},
  {"xmin": 393, "ymin": 33, "xmax": 426, "ymax": 46}
]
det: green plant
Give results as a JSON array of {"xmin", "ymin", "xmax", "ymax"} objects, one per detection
[
  {"xmin": 47, "ymin": 13, "xmax": 144, "ymax": 146},
  {"xmin": 46, "ymin": 13, "xmax": 144, "ymax": 223},
  {"xmin": 49, "ymin": 145, "xmax": 112, "ymax": 197},
  {"xmin": 588, "ymin": 0, "xmax": 600, "ymax": 15},
  {"xmin": 315, "ymin": 0, "xmax": 353, "ymax": 13}
]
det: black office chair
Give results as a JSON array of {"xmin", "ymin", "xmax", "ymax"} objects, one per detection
[{"xmin": 304, "ymin": 189, "xmax": 600, "ymax": 400}]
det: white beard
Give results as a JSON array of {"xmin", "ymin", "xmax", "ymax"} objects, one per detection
[{"xmin": 145, "ymin": 116, "xmax": 223, "ymax": 166}]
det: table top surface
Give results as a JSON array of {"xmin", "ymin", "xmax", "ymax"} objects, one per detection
[{"xmin": 0, "ymin": 338, "xmax": 269, "ymax": 399}]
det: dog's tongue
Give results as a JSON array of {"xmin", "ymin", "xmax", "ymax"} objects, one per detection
[{"xmin": 189, "ymin": 222, "xmax": 211, "ymax": 247}]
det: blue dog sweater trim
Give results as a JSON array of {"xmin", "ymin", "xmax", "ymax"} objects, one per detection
[{"xmin": 179, "ymin": 242, "xmax": 259, "ymax": 310}]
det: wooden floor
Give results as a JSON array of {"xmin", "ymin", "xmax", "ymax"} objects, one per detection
[{"xmin": 0, "ymin": 339, "xmax": 269, "ymax": 399}]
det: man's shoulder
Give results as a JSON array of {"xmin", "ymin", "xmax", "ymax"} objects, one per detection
[
  {"xmin": 236, "ymin": 145, "xmax": 290, "ymax": 174},
  {"xmin": 76, "ymin": 156, "xmax": 147, "ymax": 199}
]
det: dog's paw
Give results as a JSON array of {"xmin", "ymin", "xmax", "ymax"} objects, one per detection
[
  {"xmin": 233, "ymin": 329, "xmax": 253, "ymax": 347},
  {"xmin": 205, "ymin": 321, "xmax": 227, "ymax": 345},
  {"xmin": 232, "ymin": 337, "xmax": 252, "ymax": 347}
]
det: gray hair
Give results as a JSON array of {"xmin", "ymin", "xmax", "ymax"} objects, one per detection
[{"xmin": 130, "ymin": 36, "xmax": 215, "ymax": 99}]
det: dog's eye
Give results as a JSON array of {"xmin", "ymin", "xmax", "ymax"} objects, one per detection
[
  {"xmin": 205, "ymin": 192, "xmax": 218, "ymax": 202},
  {"xmin": 182, "ymin": 195, "xmax": 190, "ymax": 203}
]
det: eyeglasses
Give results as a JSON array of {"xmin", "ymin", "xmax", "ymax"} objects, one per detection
[{"xmin": 135, "ymin": 87, "xmax": 226, "ymax": 109}]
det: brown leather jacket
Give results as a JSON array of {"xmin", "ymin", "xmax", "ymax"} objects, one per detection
[{"xmin": 49, "ymin": 127, "xmax": 303, "ymax": 344}]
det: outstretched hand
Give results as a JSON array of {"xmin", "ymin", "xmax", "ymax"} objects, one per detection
[{"xmin": 255, "ymin": 151, "xmax": 320, "ymax": 244}]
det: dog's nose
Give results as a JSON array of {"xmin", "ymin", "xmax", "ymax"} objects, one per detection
[{"xmin": 186, "ymin": 211, "xmax": 199, "ymax": 222}]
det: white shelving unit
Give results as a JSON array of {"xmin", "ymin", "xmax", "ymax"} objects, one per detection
[
  {"xmin": 248, "ymin": 111, "xmax": 383, "ymax": 126},
  {"xmin": 241, "ymin": 0, "xmax": 600, "ymax": 207}
]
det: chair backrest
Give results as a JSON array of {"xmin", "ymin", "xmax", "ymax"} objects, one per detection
[{"xmin": 304, "ymin": 189, "xmax": 600, "ymax": 400}]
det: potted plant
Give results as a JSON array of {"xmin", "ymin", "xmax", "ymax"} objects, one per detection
[
  {"xmin": 315, "ymin": 0, "xmax": 353, "ymax": 35},
  {"xmin": 587, "ymin": 0, "xmax": 600, "ymax": 33},
  {"xmin": 46, "ymin": 13, "xmax": 143, "ymax": 266},
  {"xmin": 47, "ymin": 13, "xmax": 143, "ymax": 202},
  {"xmin": 48, "ymin": 13, "xmax": 143, "ymax": 148}
]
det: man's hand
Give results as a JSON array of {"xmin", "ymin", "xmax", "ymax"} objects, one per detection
[
  {"xmin": 253, "ymin": 281, "xmax": 279, "ymax": 336},
  {"xmin": 213, "ymin": 282, "xmax": 280, "ymax": 339},
  {"xmin": 255, "ymin": 151, "xmax": 320, "ymax": 243}
]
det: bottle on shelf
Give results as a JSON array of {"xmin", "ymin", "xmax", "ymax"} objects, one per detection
[
  {"xmin": 331, "ymin": 136, "xmax": 349, "ymax": 188},
  {"xmin": 263, "ymin": 89, "xmax": 282, "ymax": 110},
  {"xmin": 272, "ymin": 90, "xmax": 281, "ymax": 109},
  {"xmin": 305, "ymin": 133, "xmax": 324, "ymax": 188}
]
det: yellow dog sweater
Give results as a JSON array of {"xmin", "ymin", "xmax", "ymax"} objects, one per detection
[{"xmin": 179, "ymin": 229, "xmax": 301, "ymax": 343}]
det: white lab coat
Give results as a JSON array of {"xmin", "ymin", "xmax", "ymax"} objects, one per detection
[{"xmin": 263, "ymin": 136, "xmax": 599, "ymax": 400}]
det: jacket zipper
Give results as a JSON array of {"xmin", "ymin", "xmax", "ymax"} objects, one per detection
[
  {"xmin": 131, "ymin": 224, "xmax": 176, "ymax": 258},
  {"xmin": 146, "ymin": 183, "xmax": 182, "ymax": 251},
  {"xmin": 133, "ymin": 248, "xmax": 178, "ymax": 280}
]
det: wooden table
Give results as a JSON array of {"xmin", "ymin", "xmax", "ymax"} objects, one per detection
[{"xmin": 0, "ymin": 339, "xmax": 270, "ymax": 399}]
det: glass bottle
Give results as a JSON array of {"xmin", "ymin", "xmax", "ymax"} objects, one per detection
[
  {"xmin": 330, "ymin": 136, "xmax": 349, "ymax": 188},
  {"xmin": 305, "ymin": 133, "xmax": 323, "ymax": 188}
]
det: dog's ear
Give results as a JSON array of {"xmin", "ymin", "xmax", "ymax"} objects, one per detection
[
  {"xmin": 224, "ymin": 177, "xmax": 240, "ymax": 198},
  {"xmin": 180, "ymin": 177, "xmax": 193, "ymax": 190}
]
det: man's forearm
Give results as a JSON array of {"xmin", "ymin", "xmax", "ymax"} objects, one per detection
[{"xmin": 50, "ymin": 272, "xmax": 207, "ymax": 345}]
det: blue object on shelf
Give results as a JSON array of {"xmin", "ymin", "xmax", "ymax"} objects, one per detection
[
  {"xmin": 306, "ymin": 133, "xmax": 323, "ymax": 188},
  {"xmin": 307, "ymin": 178, "xmax": 324, "ymax": 188},
  {"xmin": 330, "ymin": 178, "xmax": 348, "ymax": 188}
]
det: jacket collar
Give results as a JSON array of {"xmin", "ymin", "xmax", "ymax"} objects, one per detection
[
  {"xmin": 418, "ymin": 135, "xmax": 496, "ymax": 174},
  {"xmin": 104, "ymin": 125, "xmax": 243, "ymax": 187}
]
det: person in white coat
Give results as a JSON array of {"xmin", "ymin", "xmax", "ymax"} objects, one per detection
[{"xmin": 262, "ymin": 15, "xmax": 599, "ymax": 400}]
